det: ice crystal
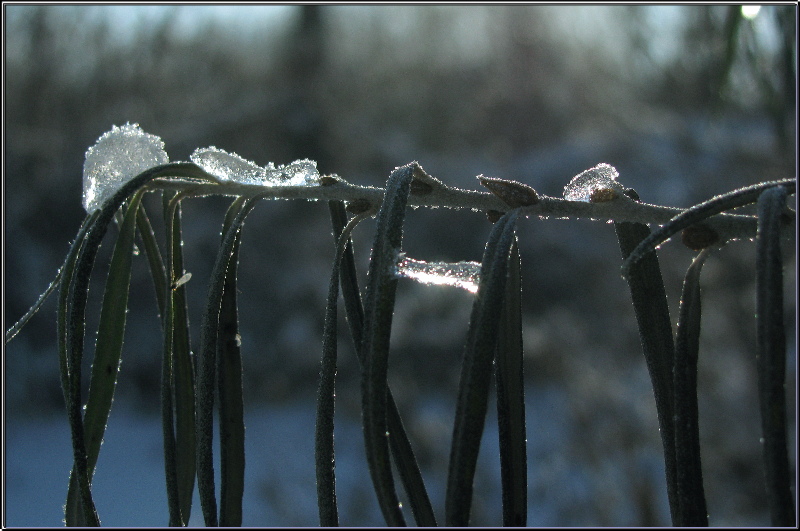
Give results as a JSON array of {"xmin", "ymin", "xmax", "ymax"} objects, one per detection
[
  {"xmin": 190, "ymin": 147, "xmax": 266, "ymax": 184},
  {"xmin": 190, "ymin": 147, "xmax": 320, "ymax": 187},
  {"xmin": 394, "ymin": 254, "xmax": 481, "ymax": 293},
  {"xmin": 563, "ymin": 163, "xmax": 623, "ymax": 202},
  {"xmin": 83, "ymin": 123, "xmax": 169, "ymax": 213}
]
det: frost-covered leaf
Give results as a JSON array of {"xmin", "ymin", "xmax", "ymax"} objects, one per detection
[
  {"xmin": 563, "ymin": 163, "xmax": 624, "ymax": 202},
  {"xmin": 83, "ymin": 123, "xmax": 169, "ymax": 213},
  {"xmin": 190, "ymin": 147, "xmax": 320, "ymax": 187}
]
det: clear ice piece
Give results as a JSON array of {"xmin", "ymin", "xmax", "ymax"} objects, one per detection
[
  {"xmin": 275, "ymin": 158, "xmax": 320, "ymax": 187},
  {"xmin": 190, "ymin": 147, "xmax": 267, "ymax": 185},
  {"xmin": 191, "ymin": 147, "xmax": 320, "ymax": 187},
  {"xmin": 83, "ymin": 123, "xmax": 169, "ymax": 213},
  {"xmin": 394, "ymin": 254, "xmax": 481, "ymax": 293},
  {"xmin": 563, "ymin": 163, "xmax": 622, "ymax": 202}
]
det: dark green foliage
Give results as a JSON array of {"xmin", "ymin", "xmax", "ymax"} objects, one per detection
[
  {"xmin": 360, "ymin": 163, "xmax": 415, "ymax": 526},
  {"xmin": 493, "ymin": 240, "xmax": 527, "ymax": 526},
  {"xmin": 76, "ymin": 190, "xmax": 143, "ymax": 518},
  {"xmin": 196, "ymin": 196, "xmax": 259, "ymax": 527},
  {"xmin": 315, "ymin": 204, "xmax": 346, "ymax": 527},
  {"xmin": 622, "ymin": 178, "xmax": 796, "ymax": 277},
  {"xmin": 673, "ymin": 249, "xmax": 711, "ymax": 526},
  {"xmin": 755, "ymin": 186, "xmax": 795, "ymax": 526},
  {"xmin": 165, "ymin": 195, "xmax": 197, "ymax": 526},
  {"xmin": 161, "ymin": 193, "xmax": 185, "ymax": 526},
  {"xmin": 614, "ymin": 191, "xmax": 679, "ymax": 525},
  {"xmin": 326, "ymin": 201, "xmax": 437, "ymax": 527},
  {"xmin": 5, "ymin": 162, "xmax": 795, "ymax": 527},
  {"xmin": 446, "ymin": 210, "xmax": 519, "ymax": 526},
  {"xmin": 218, "ymin": 199, "xmax": 248, "ymax": 527},
  {"xmin": 60, "ymin": 208, "xmax": 102, "ymax": 527}
]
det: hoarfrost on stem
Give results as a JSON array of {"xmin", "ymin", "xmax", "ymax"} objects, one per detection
[
  {"xmin": 563, "ymin": 163, "xmax": 623, "ymax": 202},
  {"xmin": 83, "ymin": 123, "xmax": 169, "ymax": 213},
  {"xmin": 394, "ymin": 253, "xmax": 481, "ymax": 293},
  {"xmin": 190, "ymin": 147, "xmax": 320, "ymax": 187}
]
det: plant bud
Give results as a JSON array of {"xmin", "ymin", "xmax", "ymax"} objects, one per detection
[
  {"xmin": 410, "ymin": 179, "xmax": 434, "ymax": 196},
  {"xmin": 479, "ymin": 175, "xmax": 539, "ymax": 208},
  {"xmin": 410, "ymin": 163, "xmax": 443, "ymax": 195},
  {"xmin": 589, "ymin": 187, "xmax": 619, "ymax": 202}
]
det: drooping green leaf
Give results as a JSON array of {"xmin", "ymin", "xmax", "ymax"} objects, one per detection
[
  {"xmin": 622, "ymin": 178, "xmax": 795, "ymax": 277},
  {"xmin": 614, "ymin": 189, "xmax": 678, "ymax": 524},
  {"xmin": 60, "ymin": 209, "xmax": 102, "ymax": 527},
  {"xmin": 165, "ymin": 195, "xmax": 197, "ymax": 525},
  {"xmin": 361, "ymin": 163, "xmax": 417, "ymax": 527},
  {"xmin": 755, "ymin": 185, "xmax": 795, "ymax": 526},
  {"xmin": 83, "ymin": 188, "xmax": 143, "ymax": 479},
  {"xmin": 59, "ymin": 161, "xmax": 224, "ymax": 527},
  {"xmin": 61, "ymin": 163, "xmax": 203, "ymax": 526},
  {"xmin": 196, "ymin": 196, "xmax": 259, "ymax": 527},
  {"xmin": 161, "ymin": 196, "xmax": 180, "ymax": 526},
  {"xmin": 494, "ymin": 239, "xmax": 527, "ymax": 526},
  {"xmin": 315, "ymin": 203, "xmax": 370, "ymax": 526},
  {"xmin": 329, "ymin": 200, "xmax": 437, "ymax": 527},
  {"xmin": 62, "ymin": 168, "xmax": 187, "ymax": 526},
  {"xmin": 446, "ymin": 210, "xmax": 519, "ymax": 527},
  {"xmin": 673, "ymin": 248, "xmax": 711, "ymax": 526},
  {"xmin": 161, "ymin": 191, "xmax": 194, "ymax": 526},
  {"xmin": 218, "ymin": 196, "xmax": 248, "ymax": 527},
  {"xmin": 4, "ymin": 266, "xmax": 63, "ymax": 343},
  {"xmin": 136, "ymin": 204, "xmax": 168, "ymax": 317}
]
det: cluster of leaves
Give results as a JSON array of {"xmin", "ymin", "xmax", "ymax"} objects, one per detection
[{"xmin": 4, "ymin": 158, "xmax": 795, "ymax": 527}]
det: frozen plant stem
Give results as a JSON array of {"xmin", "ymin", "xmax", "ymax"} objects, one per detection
[
  {"xmin": 77, "ymin": 125, "xmax": 792, "ymax": 248},
  {"xmin": 149, "ymin": 176, "xmax": 795, "ymax": 246}
]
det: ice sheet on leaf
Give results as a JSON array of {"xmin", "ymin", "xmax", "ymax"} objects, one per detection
[
  {"xmin": 190, "ymin": 147, "xmax": 320, "ymax": 187},
  {"xmin": 83, "ymin": 123, "xmax": 169, "ymax": 213},
  {"xmin": 563, "ymin": 163, "xmax": 623, "ymax": 202},
  {"xmin": 394, "ymin": 253, "xmax": 481, "ymax": 294}
]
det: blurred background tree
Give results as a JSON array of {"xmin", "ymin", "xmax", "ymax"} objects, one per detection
[{"xmin": 4, "ymin": 4, "xmax": 795, "ymax": 527}]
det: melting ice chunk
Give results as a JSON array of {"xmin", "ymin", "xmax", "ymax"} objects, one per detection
[
  {"xmin": 191, "ymin": 147, "xmax": 320, "ymax": 187},
  {"xmin": 275, "ymin": 159, "xmax": 320, "ymax": 187},
  {"xmin": 563, "ymin": 163, "xmax": 623, "ymax": 202},
  {"xmin": 394, "ymin": 254, "xmax": 481, "ymax": 294},
  {"xmin": 83, "ymin": 123, "xmax": 169, "ymax": 213},
  {"xmin": 191, "ymin": 147, "xmax": 266, "ymax": 184}
]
